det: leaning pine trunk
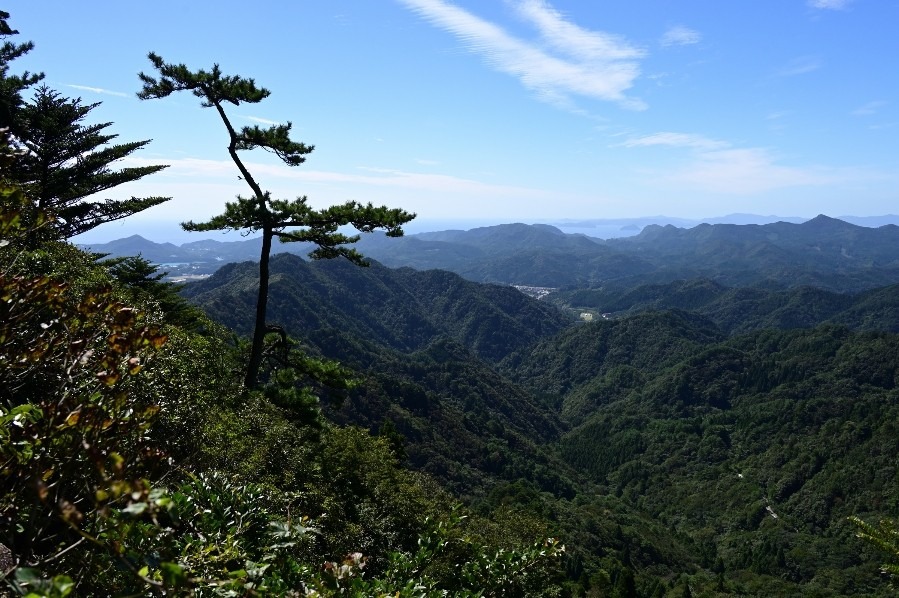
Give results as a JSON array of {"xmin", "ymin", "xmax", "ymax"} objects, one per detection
[{"xmin": 245, "ymin": 226, "xmax": 272, "ymax": 388}]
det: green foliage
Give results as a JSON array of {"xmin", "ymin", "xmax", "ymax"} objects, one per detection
[
  {"xmin": 0, "ymin": 189, "xmax": 170, "ymax": 591},
  {"xmin": 6, "ymin": 86, "xmax": 168, "ymax": 240},
  {"xmin": 849, "ymin": 516, "xmax": 899, "ymax": 579},
  {"xmin": 0, "ymin": 181, "xmax": 48, "ymax": 252},
  {"xmin": 138, "ymin": 52, "xmax": 414, "ymax": 388},
  {"xmin": 103, "ymin": 254, "xmax": 206, "ymax": 329},
  {"xmin": 305, "ymin": 508, "xmax": 565, "ymax": 597},
  {"xmin": 0, "ymin": 10, "xmax": 43, "ymax": 128}
]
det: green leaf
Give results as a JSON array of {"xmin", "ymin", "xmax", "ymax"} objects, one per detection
[{"xmin": 159, "ymin": 562, "xmax": 188, "ymax": 588}]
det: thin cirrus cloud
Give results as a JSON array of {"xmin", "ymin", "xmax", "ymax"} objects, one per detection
[
  {"xmin": 660, "ymin": 26, "xmax": 701, "ymax": 47},
  {"xmin": 66, "ymin": 84, "xmax": 130, "ymax": 98},
  {"xmin": 668, "ymin": 148, "xmax": 842, "ymax": 194},
  {"xmin": 619, "ymin": 132, "xmax": 728, "ymax": 150},
  {"xmin": 776, "ymin": 56, "xmax": 821, "ymax": 77},
  {"xmin": 244, "ymin": 116, "xmax": 281, "ymax": 126},
  {"xmin": 852, "ymin": 101, "xmax": 887, "ymax": 116},
  {"xmin": 398, "ymin": 0, "xmax": 647, "ymax": 110},
  {"xmin": 808, "ymin": 0, "xmax": 851, "ymax": 9}
]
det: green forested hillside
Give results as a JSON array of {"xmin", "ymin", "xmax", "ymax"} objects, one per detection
[
  {"xmin": 555, "ymin": 278, "xmax": 899, "ymax": 335},
  {"xmin": 181, "ymin": 253, "xmax": 575, "ymax": 496},
  {"xmin": 181, "ymin": 249, "xmax": 899, "ymax": 595},
  {"xmin": 183, "ymin": 253, "xmax": 573, "ymax": 363},
  {"xmin": 510, "ymin": 317, "xmax": 899, "ymax": 595}
]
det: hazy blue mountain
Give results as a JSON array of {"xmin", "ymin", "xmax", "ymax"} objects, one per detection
[{"xmin": 84, "ymin": 216, "xmax": 899, "ymax": 291}]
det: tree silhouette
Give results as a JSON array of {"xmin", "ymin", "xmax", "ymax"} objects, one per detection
[
  {"xmin": 137, "ymin": 53, "xmax": 414, "ymax": 387},
  {"xmin": 9, "ymin": 86, "xmax": 169, "ymax": 240}
]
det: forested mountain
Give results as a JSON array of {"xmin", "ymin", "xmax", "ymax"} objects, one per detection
[
  {"xmin": 87, "ymin": 216, "xmax": 899, "ymax": 291},
  {"xmin": 175, "ymin": 247, "xmax": 899, "ymax": 595},
  {"xmin": 183, "ymin": 253, "xmax": 572, "ymax": 363},
  {"xmin": 555, "ymin": 278, "xmax": 899, "ymax": 334},
  {"xmin": 181, "ymin": 253, "xmax": 575, "ymax": 496},
  {"xmin": 507, "ymin": 317, "xmax": 899, "ymax": 595}
]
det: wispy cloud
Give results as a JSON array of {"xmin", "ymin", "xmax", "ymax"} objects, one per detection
[
  {"xmin": 852, "ymin": 100, "xmax": 887, "ymax": 116},
  {"xmin": 66, "ymin": 84, "xmax": 129, "ymax": 98},
  {"xmin": 776, "ymin": 56, "xmax": 821, "ymax": 77},
  {"xmin": 514, "ymin": 0, "xmax": 644, "ymax": 62},
  {"xmin": 808, "ymin": 0, "xmax": 851, "ymax": 9},
  {"xmin": 668, "ymin": 148, "xmax": 844, "ymax": 194},
  {"xmin": 121, "ymin": 156, "xmax": 550, "ymax": 198},
  {"xmin": 398, "ymin": 0, "xmax": 646, "ymax": 110},
  {"xmin": 619, "ymin": 132, "xmax": 727, "ymax": 150},
  {"xmin": 621, "ymin": 132, "xmax": 872, "ymax": 194},
  {"xmin": 244, "ymin": 116, "xmax": 281, "ymax": 125},
  {"xmin": 660, "ymin": 26, "xmax": 701, "ymax": 47}
]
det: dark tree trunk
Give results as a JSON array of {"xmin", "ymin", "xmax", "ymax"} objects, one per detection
[{"xmin": 245, "ymin": 225, "xmax": 273, "ymax": 388}]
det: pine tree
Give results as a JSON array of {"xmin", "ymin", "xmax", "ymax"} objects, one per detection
[
  {"xmin": 0, "ymin": 10, "xmax": 42, "ymax": 127},
  {"xmin": 7, "ymin": 86, "xmax": 169, "ymax": 239},
  {"xmin": 1, "ymin": 11, "xmax": 169, "ymax": 241},
  {"xmin": 137, "ymin": 52, "xmax": 414, "ymax": 388}
]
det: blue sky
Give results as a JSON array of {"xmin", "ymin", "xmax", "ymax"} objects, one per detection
[{"xmin": 7, "ymin": 1, "xmax": 899, "ymax": 241}]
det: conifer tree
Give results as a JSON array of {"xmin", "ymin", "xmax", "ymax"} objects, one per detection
[
  {"xmin": 0, "ymin": 10, "xmax": 41, "ymax": 127},
  {"xmin": 137, "ymin": 53, "xmax": 414, "ymax": 388},
  {"xmin": 8, "ymin": 86, "xmax": 169, "ymax": 239},
  {"xmin": 1, "ymin": 11, "xmax": 169, "ymax": 241}
]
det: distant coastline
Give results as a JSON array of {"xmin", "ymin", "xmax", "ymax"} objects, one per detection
[{"xmin": 73, "ymin": 213, "xmax": 899, "ymax": 246}]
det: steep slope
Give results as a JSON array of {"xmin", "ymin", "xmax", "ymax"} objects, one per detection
[
  {"xmin": 182, "ymin": 253, "xmax": 575, "ymax": 496},
  {"xmin": 508, "ymin": 314, "xmax": 899, "ymax": 594},
  {"xmin": 184, "ymin": 254, "xmax": 572, "ymax": 362}
]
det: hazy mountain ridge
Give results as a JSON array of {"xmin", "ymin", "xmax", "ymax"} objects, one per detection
[{"xmin": 86, "ymin": 215, "xmax": 899, "ymax": 291}]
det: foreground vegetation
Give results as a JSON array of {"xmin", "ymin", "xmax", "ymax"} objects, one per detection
[{"xmin": 0, "ymin": 203, "xmax": 564, "ymax": 594}]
